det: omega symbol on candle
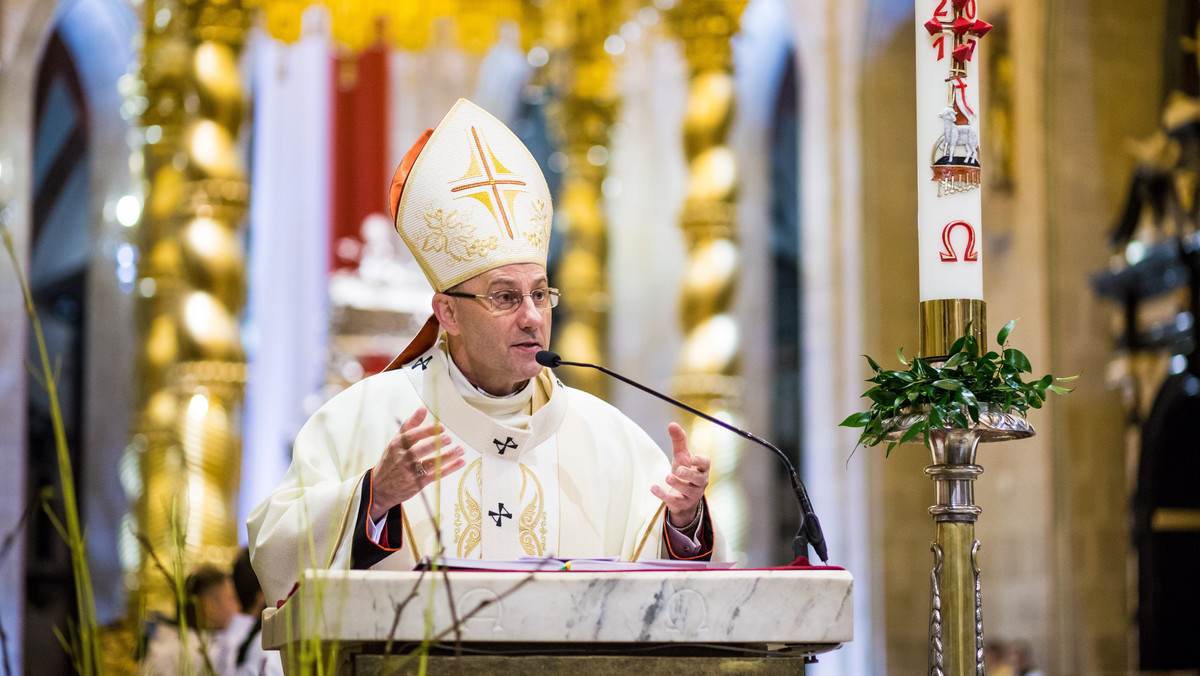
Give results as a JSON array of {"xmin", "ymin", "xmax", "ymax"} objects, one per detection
[{"xmin": 939, "ymin": 220, "xmax": 979, "ymax": 262}]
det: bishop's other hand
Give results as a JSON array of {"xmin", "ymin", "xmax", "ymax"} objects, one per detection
[
  {"xmin": 369, "ymin": 407, "xmax": 466, "ymax": 520},
  {"xmin": 651, "ymin": 422, "xmax": 711, "ymax": 527}
]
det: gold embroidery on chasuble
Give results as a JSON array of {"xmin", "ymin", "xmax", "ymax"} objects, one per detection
[
  {"xmin": 517, "ymin": 464, "xmax": 546, "ymax": 556},
  {"xmin": 455, "ymin": 458, "xmax": 483, "ymax": 557}
]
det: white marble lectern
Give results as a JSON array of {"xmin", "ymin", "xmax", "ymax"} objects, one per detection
[{"xmin": 263, "ymin": 568, "xmax": 852, "ymax": 675}]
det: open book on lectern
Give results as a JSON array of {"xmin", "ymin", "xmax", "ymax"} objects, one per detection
[{"xmin": 414, "ymin": 555, "xmax": 738, "ymax": 572}]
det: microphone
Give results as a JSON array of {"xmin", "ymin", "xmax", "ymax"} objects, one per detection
[{"xmin": 536, "ymin": 350, "xmax": 828, "ymax": 564}]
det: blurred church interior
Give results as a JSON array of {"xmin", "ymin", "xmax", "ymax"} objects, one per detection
[{"xmin": 1, "ymin": 0, "xmax": 1197, "ymax": 673}]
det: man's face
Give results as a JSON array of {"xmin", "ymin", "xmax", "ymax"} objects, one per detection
[
  {"xmin": 438, "ymin": 263, "xmax": 552, "ymax": 396},
  {"xmin": 198, "ymin": 578, "xmax": 238, "ymax": 631}
]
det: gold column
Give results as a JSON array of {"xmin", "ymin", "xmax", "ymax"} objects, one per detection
[
  {"xmin": 667, "ymin": 1, "xmax": 748, "ymax": 547},
  {"xmin": 544, "ymin": 2, "xmax": 623, "ymax": 398},
  {"xmin": 133, "ymin": 0, "xmax": 250, "ymax": 613},
  {"xmin": 253, "ymin": 0, "xmax": 541, "ymax": 54},
  {"xmin": 930, "ymin": 521, "xmax": 982, "ymax": 675}
]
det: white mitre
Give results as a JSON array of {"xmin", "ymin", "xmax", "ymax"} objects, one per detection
[{"xmin": 391, "ymin": 98, "xmax": 553, "ymax": 292}]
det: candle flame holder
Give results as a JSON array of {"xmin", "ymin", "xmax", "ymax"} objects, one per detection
[
  {"xmin": 920, "ymin": 298, "xmax": 987, "ymax": 359},
  {"xmin": 884, "ymin": 353, "xmax": 1036, "ymax": 674}
]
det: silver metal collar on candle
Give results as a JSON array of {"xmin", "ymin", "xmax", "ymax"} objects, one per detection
[{"xmin": 883, "ymin": 403, "xmax": 1035, "ymax": 521}]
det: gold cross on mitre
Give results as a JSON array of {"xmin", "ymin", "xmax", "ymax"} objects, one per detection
[{"xmin": 450, "ymin": 126, "xmax": 528, "ymax": 239}]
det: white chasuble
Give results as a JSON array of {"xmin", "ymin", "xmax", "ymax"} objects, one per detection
[
  {"xmin": 400, "ymin": 343, "xmax": 566, "ymax": 562},
  {"xmin": 451, "ymin": 449, "xmax": 554, "ymax": 559},
  {"xmin": 247, "ymin": 337, "xmax": 721, "ymax": 604}
]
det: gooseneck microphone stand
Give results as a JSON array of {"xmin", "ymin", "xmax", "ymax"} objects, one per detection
[{"xmin": 536, "ymin": 350, "xmax": 828, "ymax": 564}]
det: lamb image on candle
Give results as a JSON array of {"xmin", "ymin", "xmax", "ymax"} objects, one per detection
[
  {"xmin": 931, "ymin": 106, "xmax": 982, "ymax": 196},
  {"xmin": 937, "ymin": 106, "xmax": 980, "ymax": 164}
]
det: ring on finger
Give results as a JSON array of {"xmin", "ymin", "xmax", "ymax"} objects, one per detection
[{"xmin": 414, "ymin": 461, "xmax": 428, "ymax": 477}]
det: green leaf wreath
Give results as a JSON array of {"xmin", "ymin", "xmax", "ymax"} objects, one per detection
[{"xmin": 840, "ymin": 319, "xmax": 1077, "ymax": 455}]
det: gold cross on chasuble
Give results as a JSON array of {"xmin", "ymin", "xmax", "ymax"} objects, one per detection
[{"xmin": 450, "ymin": 126, "xmax": 528, "ymax": 239}]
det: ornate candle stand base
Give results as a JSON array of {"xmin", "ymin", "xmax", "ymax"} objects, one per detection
[{"xmin": 884, "ymin": 404, "xmax": 1034, "ymax": 675}]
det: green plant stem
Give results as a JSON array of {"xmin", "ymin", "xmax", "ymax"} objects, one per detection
[
  {"xmin": 169, "ymin": 499, "xmax": 194, "ymax": 676},
  {"xmin": 3, "ymin": 223, "xmax": 103, "ymax": 675}
]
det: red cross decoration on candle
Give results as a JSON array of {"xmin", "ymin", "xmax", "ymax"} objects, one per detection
[
  {"xmin": 923, "ymin": 1, "xmax": 991, "ymax": 76},
  {"xmin": 925, "ymin": 0, "xmax": 988, "ymax": 195}
]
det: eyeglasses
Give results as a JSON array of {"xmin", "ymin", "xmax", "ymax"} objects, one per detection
[{"xmin": 443, "ymin": 287, "xmax": 560, "ymax": 314}]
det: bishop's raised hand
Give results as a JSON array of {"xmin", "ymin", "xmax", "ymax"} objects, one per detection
[{"xmin": 650, "ymin": 422, "xmax": 711, "ymax": 527}]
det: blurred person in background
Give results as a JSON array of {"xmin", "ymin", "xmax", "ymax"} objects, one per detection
[
  {"xmin": 231, "ymin": 548, "xmax": 282, "ymax": 676},
  {"xmin": 1007, "ymin": 640, "xmax": 1044, "ymax": 676},
  {"xmin": 140, "ymin": 564, "xmax": 242, "ymax": 674},
  {"xmin": 984, "ymin": 640, "xmax": 1013, "ymax": 676}
]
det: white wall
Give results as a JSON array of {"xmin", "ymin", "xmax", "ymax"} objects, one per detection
[
  {"xmin": 786, "ymin": 0, "xmax": 878, "ymax": 673},
  {"xmin": 60, "ymin": 0, "xmax": 140, "ymax": 624},
  {"xmin": 0, "ymin": 0, "xmax": 67, "ymax": 667}
]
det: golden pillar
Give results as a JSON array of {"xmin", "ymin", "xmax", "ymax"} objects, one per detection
[
  {"xmin": 667, "ymin": 1, "xmax": 748, "ymax": 547},
  {"xmin": 132, "ymin": 0, "xmax": 250, "ymax": 613},
  {"xmin": 253, "ymin": 1, "xmax": 541, "ymax": 54},
  {"xmin": 543, "ymin": 2, "xmax": 624, "ymax": 398}
]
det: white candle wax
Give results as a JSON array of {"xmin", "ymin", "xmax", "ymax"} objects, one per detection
[{"xmin": 915, "ymin": 0, "xmax": 986, "ymax": 301}]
